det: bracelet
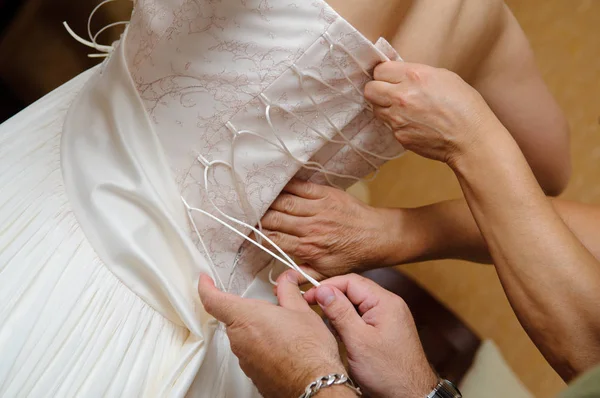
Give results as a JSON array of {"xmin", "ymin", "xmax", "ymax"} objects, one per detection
[{"xmin": 299, "ymin": 373, "xmax": 362, "ymax": 398}]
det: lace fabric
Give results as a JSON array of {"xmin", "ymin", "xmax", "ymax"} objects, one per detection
[{"xmin": 122, "ymin": 0, "xmax": 404, "ymax": 293}]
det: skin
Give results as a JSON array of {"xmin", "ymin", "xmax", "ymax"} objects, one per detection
[
  {"xmin": 262, "ymin": 62, "xmax": 600, "ymax": 381},
  {"xmin": 303, "ymin": 274, "xmax": 438, "ymax": 398},
  {"xmin": 327, "ymin": 0, "xmax": 570, "ymax": 195},
  {"xmin": 198, "ymin": 273, "xmax": 350, "ymax": 398},
  {"xmin": 199, "ymin": 271, "xmax": 438, "ymax": 398}
]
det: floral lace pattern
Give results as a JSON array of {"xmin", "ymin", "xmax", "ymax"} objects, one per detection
[{"xmin": 123, "ymin": 0, "xmax": 403, "ymax": 292}]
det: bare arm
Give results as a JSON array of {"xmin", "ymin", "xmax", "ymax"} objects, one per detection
[
  {"xmin": 471, "ymin": 5, "xmax": 571, "ymax": 195},
  {"xmin": 393, "ymin": 198, "xmax": 600, "ymax": 267},
  {"xmin": 451, "ymin": 128, "xmax": 600, "ymax": 380},
  {"xmin": 363, "ymin": 61, "xmax": 599, "ymax": 381}
]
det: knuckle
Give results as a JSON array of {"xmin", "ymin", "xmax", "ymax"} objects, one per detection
[
  {"xmin": 391, "ymin": 90, "xmax": 407, "ymax": 107},
  {"xmin": 363, "ymin": 81, "xmax": 377, "ymax": 99},
  {"xmin": 391, "ymin": 296, "xmax": 411, "ymax": 317},
  {"xmin": 229, "ymin": 315, "xmax": 252, "ymax": 335},
  {"xmin": 296, "ymin": 239, "xmax": 320, "ymax": 260},
  {"xmin": 406, "ymin": 65, "xmax": 429, "ymax": 83},
  {"xmin": 266, "ymin": 210, "xmax": 282, "ymax": 228},
  {"xmin": 442, "ymin": 67, "xmax": 457, "ymax": 78},
  {"xmin": 304, "ymin": 220, "xmax": 324, "ymax": 236},
  {"xmin": 329, "ymin": 303, "xmax": 354, "ymax": 324},
  {"xmin": 280, "ymin": 195, "xmax": 296, "ymax": 213},
  {"xmin": 373, "ymin": 61, "xmax": 394, "ymax": 80},
  {"xmin": 265, "ymin": 230, "xmax": 283, "ymax": 245},
  {"xmin": 336, "ymin": 304, "xmax": 354, "ymax": 319},
  {"xmin": 394, "ymin": 131, "xmax": 411, "ymax": 146},
  {"xmin": 389, "ymin": 114, "xmax": 407, "ymax": 129},
  {"xmin": 373, "ymin": 107, "xmax": 391, "ymax": 125},
  {"xmin": 302, "ymin": 180, "xmax": 316, "ymax": 196},
  {"xmin": 441, "ymin": 68, "xmax": 462, "ymax": 84}
]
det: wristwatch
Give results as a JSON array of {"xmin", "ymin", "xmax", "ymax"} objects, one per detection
[{"xmin": 426, "ymin": 379, "xmax": 462, "ymax": 398}]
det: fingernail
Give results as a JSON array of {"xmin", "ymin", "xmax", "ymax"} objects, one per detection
[
  {"xmin": 286, "ymin": 271, "xmax": 297, "ymax": 283},
  {"xmin": 315, "ymin": 286, "xmax": 336, "ymax": 307}
]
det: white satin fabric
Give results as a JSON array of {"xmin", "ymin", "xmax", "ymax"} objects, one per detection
[
  {"xmin": 0, "ymin": 0, "xmax": 402, "ymax": 396},
  {"xmin": 0, "ymin": 68, "xmax": 191, "ymax": 397}
]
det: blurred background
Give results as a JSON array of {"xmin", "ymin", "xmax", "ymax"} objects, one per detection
[
  {"xmin": 0, "ymin": 0, "xmax": 131, "ymax": 122},
  {"xmin": 0, "ymin": 0, "xmax": 598, "ymax": 396}
]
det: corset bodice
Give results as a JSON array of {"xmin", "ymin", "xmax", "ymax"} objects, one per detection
[{"xmin": 120, "ymin": 0, "xmax": 404, "ymax": 290}]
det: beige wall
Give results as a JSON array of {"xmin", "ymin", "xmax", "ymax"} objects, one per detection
[{"xmin": 368, "ymin": 1, "xmax": 600, "ymax": 396}]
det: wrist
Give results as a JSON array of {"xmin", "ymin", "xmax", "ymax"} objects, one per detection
[
  {"xmin": 377, "ymin": 367, "xmax": 438, "ymax": 398},
  {"xmin": 298, "ymin": 368, "xmax": 360, "ymax": 398},
  {"xmin": 448, "ymin": 124, "xmax": 516, "ymax": 182},
  {"xmin": 372, "ymin": 207, "xmax": 410, "ymax": 267},
  {"xmin": 314, "ymin": 384, "xmax": 358, "ymax": 398},
  {"xmin": 408, "ymin": 369, "xmax": 439, "ymax": 398},
  {"xmin": 297, "ymin": 363, "xmax": 348, "ymax": 396},
  {"xmin": 375, "ymin": 206, "xmax": 440, "ymax": 266}
]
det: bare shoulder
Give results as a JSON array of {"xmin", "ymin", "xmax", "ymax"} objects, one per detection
[
  {"xmin": 462, "ymin": 4, "xmax": 572, "ymax": 195},
  {"xmin": 389, "ymin": 0, "xmax": 506, "ymax": 79},
  {"xmin": 389, "ymin": 0, "xmax": 570, "ymax": 194},
  {"xmin": 385, "ymin": 0, "xmax": 571, "ymax": 195}
]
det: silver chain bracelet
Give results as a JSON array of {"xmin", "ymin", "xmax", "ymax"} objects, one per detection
[{"xmin": 299, "ymin": 373, "xmax": 362, "ymax": 398}]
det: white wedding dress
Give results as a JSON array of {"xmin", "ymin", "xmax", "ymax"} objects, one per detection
[{"xmin": 0, "ymin": 0, "xmax": 403, "ymax": 396}]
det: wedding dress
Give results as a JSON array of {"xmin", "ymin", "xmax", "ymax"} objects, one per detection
[{"xmin": 0, "ymin": 0, "xmax": 403, "ymax": 396}]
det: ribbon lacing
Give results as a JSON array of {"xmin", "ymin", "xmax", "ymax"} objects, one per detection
[
  {"xmin": 64, "ymin": 0, "xmax": 131, "ymax": 58},
  {"xmin": 65, "ymin": 4, "xmax": 402, "ymax": 292},
  {"xmin": 183, "ymin": 32, "xmax": 403, "ymax": 290}
]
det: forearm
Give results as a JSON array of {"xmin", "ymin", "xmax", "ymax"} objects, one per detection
[
  {"xmin": 377, "ymin": 131, "xmax": 600, "ymax": 379},
  {"xmin": 392, "ymin": 198, "xmax": 600, "ymax": 266},
  {"xmin": 450, "ymin": 130, "xmax": 600, "ymax": 380},
  {"xmin": 384, "ymin": 199, "xmax": 491, "ymax": 265}
]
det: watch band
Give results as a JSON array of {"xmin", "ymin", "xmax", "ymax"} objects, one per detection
[{"xmin": 426, "ymin": 379, "xmax": 462, "ymax": 398}]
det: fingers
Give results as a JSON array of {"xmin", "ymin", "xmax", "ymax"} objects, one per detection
[
  {"xmin": 283, "ymin": 179, "xmax": 326, "ymax": 200},
  {"xmin": 372, "ymin": 105, "xmax": 410, "ymax": 130},
  {"xmin": 262, "ymin": 230, "xmax": 301, "ymax": 254},
  {"xmin": 367, "ymin": 62, "xmax": 426, "ymax": 107},
  {"xmin": 373, "ymin": 61, "xmax": 407, "ymax": 83},
  {"xmin": 311, "ymin": 284, "xmax": 366, "ymax": 337},
  {"xmin": 373, "ymin": 61, "xmax": 419, "ymax": 84},
  {"xmin": 270, "ymin": 193, "xmax": 318, "ymax": 217},
  {"xmin": 198, "ymin": 274, "xmax": 249, "ymax": 325},
  {"xmin": 304, "ymin": 274, "xmax": 384, "ymax": 320},
  {"xmin": 373, "ymin": 61, "xmax": 428, "ymax": 84},
  {"xmin": 279, "ymin": 265, "xmax": 326, "ymax": 287},
  {"xmin": 262, "ymin": 210, "xmax": 307, "ymax": 236},
  {"xmin": 364, "ymin": 80, "xmax": 395, "ymax": 107},
  {"xmin": 295, "ymin": 264, "xmax": 326, "ymax": 284},
  {"xmin": 275, "ymin": 271, "xmax": 312, "ymax": 312}
]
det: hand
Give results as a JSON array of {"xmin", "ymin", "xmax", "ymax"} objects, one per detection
[
  {"xmin": 365, "ymin": 61, "xmax": 507, "ymax": 166},
  {"xmin": 304, "ymin": 273, "xmax": 438, "ymax": 398},
  {"xmin": 260, "ymin": 179, "xmax": 401, "ymax": 279},
  {"xmin": 198, "ymin": 273, "xmax": 348, "ymax": 398}
]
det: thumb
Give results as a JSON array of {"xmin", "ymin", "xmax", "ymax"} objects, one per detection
[
  {"xmin": 315, "ymin": 285, "xmax": 365, "ymax": 338},
  {"xmin": 198, "ymin": 273, "xmax": 246, "ymax": 325}
]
